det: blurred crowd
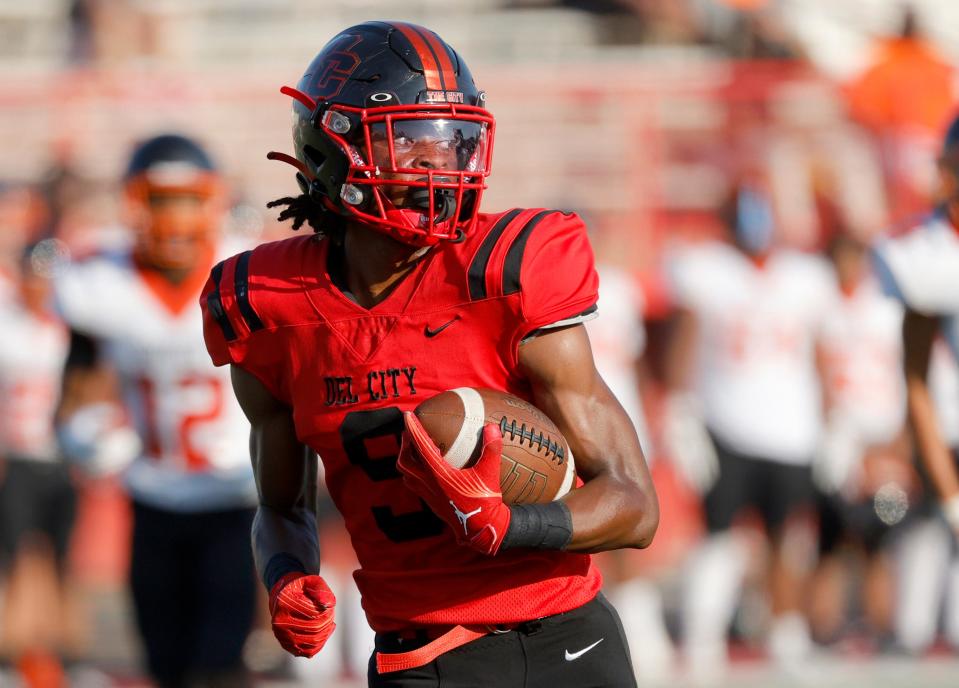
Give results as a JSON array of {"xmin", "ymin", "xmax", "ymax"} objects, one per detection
[{"xmin": 2, "ymin": 1, "xmax": 959, "ymax": 687}]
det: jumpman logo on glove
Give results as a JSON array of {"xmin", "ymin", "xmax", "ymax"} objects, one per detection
[
  {"xmin": 450, "ymin": 501, "xmax": 482, "ymax": 534},
  {"xmin": 397, "ymin": 413, "xmax": 512, "ymax": 556}
]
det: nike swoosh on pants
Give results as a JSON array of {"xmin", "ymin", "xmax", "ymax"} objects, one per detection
[{"xmin": 564, "ymin": 638, "xmax": 604, "ymax": 661}]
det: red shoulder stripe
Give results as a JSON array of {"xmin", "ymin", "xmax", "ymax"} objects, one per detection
[
  {"xmin": 234, "ymin": 250, "xmax": 265, "ymax": 333},
  {"xmin": 206, "ymin": 251, "xmax": 263, "ymax": 341},
  {"xmin": 468, "ymin": 208, "xmax": 523, "ymax": 300},
  {"xmin": 482, "ymin": 209, "xmax": 561, "ymax": 299},
  {"xmin": 501, "ymin": 210, "xmax": 559, "ymax": 295}
]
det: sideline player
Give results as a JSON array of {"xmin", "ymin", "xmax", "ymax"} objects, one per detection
[
  {"xmin": 810, "ymin": 229, "xmax": 910, "ymax": 644},
  {"xmin": 665, "ymin": 181, "xmax": 835, "ymax": 677},
  {"xmin": 0, "ymin": 241, "xmax": 77, "ymax": 681},
  {"xmin": 201, "ymin": 21, "xmax": 657, "ymax": 688},
  {"xmin": 873, "ymin": 112, "xmax": 959, "ymax": 650},
  {"xmin": 55, "ymin": 134, "xmax": 258, "ymax": 687}
]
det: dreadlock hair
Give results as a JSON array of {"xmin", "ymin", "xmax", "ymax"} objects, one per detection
[{"xmin": 266, "ymin": 190, "xmax": 345, "ymax": 243}]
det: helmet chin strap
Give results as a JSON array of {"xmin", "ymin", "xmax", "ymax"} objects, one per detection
[
  {"xmin": 408, "ymin": 177, "xmax": 458, "ymax": 224},
  {"xmin": 380, "ymin": 207, "xmax": 451, "ymax": 246}
]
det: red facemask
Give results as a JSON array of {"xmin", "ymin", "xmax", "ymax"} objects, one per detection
[
  {"xmin": 329, "ymin": 104, "xmax": 494, "ymax": 245},
  {"xmin": 276, "ymin": 87, "xmax": 496, "ymax": 247}
]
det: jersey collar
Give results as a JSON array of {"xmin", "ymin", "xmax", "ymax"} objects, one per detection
[{"xmin": 133, "ymin": 243, "xmax": 216, "ymax": 316}]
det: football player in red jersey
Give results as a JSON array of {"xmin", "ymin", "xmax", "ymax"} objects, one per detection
[{"xmin": 201, "ymin": 22, "xmax": 657, "ymax": 687}]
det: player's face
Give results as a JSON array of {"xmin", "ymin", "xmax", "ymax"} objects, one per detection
[
  {"xmin": 730, "ymin": 185, "xmax": 775, "ymax": 256},
  {"xmin": 133, "ymin": 191, "xmax": 217, "ymax": 271},
  {"xmin": 369, "ymin": 118, "xmax": 488, "ymax": 208}
]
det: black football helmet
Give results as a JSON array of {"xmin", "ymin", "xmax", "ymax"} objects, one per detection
[
  {"xmin": 125, "ymin": 134, "xmax": 216, "ymax": 181},
  {"xmin": 270, "ymin": 21, "xmax": 495, "ymax": 246}
]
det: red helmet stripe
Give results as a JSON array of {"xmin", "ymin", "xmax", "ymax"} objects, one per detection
[
  {"xmin": 392, "ymin": 22, "xmax": 444, "ymax": 91},
  {"xmin": 418, "ymin": 27, "xmax": 458, "ymax": 91}
]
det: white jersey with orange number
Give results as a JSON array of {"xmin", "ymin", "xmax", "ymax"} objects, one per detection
[
  {"xmin": 0, "ymin": 302, "xmax": 68, "ymax": 461},
  {"xmin": 585, "ymin": 264, "xmax": 651, "ymax": 456},
  {"xmin": 819, "ymin": 277, "xmax": 905, "ymax": 446},
  {"xmin": 668, "ymin": 242, "xmax": 835, "ymax": 464},
  {"xmin": 54, "ymin": 242, "xmax": 255, "ymax": 512}
]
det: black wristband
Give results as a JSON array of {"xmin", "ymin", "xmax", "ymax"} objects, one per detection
[
  {"xmin": 263, "ymin": 552, "xmax": 307, "ymax": 590},
  {"xmin": 501, "ymin": 501, "xmax": 573, "ymax": 551}
]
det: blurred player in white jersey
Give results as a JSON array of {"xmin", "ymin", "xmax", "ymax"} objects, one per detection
[
  {"xmin": 874, "ymin": 112, "xmax": 959, "ymax": 652},
  {"xmin": 665, "ymin": 182, "xmax": 835, "ymax": 679},
  {"xmin": 54, "ymin": 135, "xmax": 258, "ymax": 687},
  {"xmin": 810, "ymin": 229, "xmax": 910, "ymax": 645},
  {"xmin": 0, "ymin": 241, "xmax": 76, "ymax": 682}
]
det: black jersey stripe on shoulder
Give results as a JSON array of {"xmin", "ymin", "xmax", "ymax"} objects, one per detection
[
  {"xmin": 206, "ymin": 261, "xmax": 237, "ymax": 342},
  {"xmin": 468, "ymin": 208, "xmax": 524, "ymax": 300},
  {"xmin": 502, "ymin": 210, "xmax": 559, "ymax": 295},
  {"xmin": 234, "ymin": 250, "xmax": 265, "ymax": 333}
]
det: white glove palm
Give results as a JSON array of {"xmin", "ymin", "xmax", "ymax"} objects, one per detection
[
  {"xmin": 663, "ymin": 394, "xmax": 719, "ymax": 494},
  {"xmin": 58, "ymin": 402, "xmax": 141, "ymax": 477}
]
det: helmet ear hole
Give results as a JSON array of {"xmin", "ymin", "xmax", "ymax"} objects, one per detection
[{"xmin": 304, "ymin": 145, "xmax": 327, "ymax": 169}]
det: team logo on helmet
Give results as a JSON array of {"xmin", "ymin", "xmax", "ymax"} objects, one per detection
[{"xmin": 312, "ymin": 34, "xmax": 362, "ymax": 100}]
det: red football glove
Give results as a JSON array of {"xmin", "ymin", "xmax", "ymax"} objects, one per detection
[
  {"xmin": 397, "ymin": 412, "xmax": 511, "ymax": 555},
  {"xmin": 268, "ymin": 572, "xmax": 336, "ymax": 658}
]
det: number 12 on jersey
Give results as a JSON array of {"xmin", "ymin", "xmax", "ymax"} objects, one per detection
[{"xmin": 136, "ymin": 374, "xmax": 225, "ymax": 471}]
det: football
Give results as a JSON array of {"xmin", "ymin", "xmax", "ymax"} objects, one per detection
[{"xmin": 413, "ymin": 387, "xmax": 576, "ymax": 504}]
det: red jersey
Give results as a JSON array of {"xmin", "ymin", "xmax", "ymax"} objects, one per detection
[{"xmin": 200, "ymin": 208, "xmax": 603, "ymax": 631}]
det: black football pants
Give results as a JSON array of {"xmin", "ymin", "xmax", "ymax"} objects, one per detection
[
  {"xmin": 129, "ymin": 501, "xmax": 256, "ymax": 688},
  {"xmin": 369, "ymin": 593, "xmax": 637, "ymax": 688}
]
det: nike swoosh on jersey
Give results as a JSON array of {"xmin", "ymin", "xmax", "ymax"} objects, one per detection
[
  {"xmin": 564, "ymin": 638, "xmax": 604, "ymax": 661},
  {"xmin": 424, "ymin": 317, "xmax": 459, "ymax": 338}
]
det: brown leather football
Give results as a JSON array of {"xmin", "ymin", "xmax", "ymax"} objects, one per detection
[{"xmin": 413, "ymin": 387, "xmax": 575, "ymax": 504}]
